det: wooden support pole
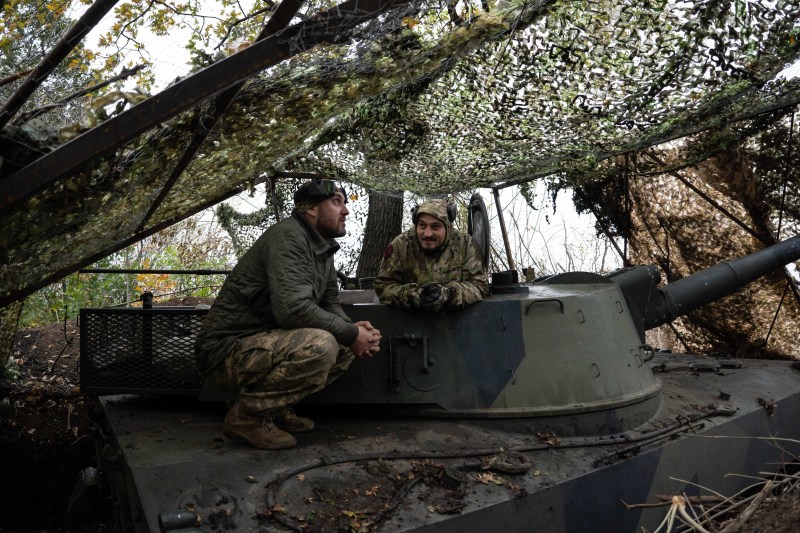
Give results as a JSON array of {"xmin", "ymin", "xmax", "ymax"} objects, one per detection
[{"xmin": 492, "ymin": 187, "xmax": 516, "ymax": 271}]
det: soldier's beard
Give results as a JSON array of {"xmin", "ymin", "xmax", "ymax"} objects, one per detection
[
  {"xmin": 316, "ymin": 213, "xmax": 347, "ymax": 238},
  {"xmin": 420, "ymin": 241, "xmax": 445, "ymax": 255},
  {"xmin": 319, "ymin": 225, "xmax": 346, "ymax": 238}
]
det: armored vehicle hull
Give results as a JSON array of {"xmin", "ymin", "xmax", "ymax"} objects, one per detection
[
  {"xmin": 94, "ymin": 352, "xmax": 800, "ymax": 532},
  {"xmin": 82, "ymin": 236, "xmax": 800, "ymax": 532}
]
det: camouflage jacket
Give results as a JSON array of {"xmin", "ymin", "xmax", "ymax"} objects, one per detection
[
  {"xmin": 374, "ymin": 228, "xmax": 489, "ymax": 310},
  {"xmin": 195, "ymin": 212, "xmax": 358, "ymax": 375}
]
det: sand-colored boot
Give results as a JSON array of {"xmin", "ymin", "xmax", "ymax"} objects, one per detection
[
  {"xmin": 274, "ymin": 407, "xmax": 315, "ymax": 433},
  {"xmin": 222, "ymin": 403, "xmax": 297, "ymax": 449}
]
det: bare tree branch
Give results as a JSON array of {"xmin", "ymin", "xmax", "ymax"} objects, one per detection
[
  {"xmin": 214, "ymin": 2, "xmax": 283, "ymax": 50},
  {"xmin": 0, "ymin": 68, "xmax": 33, "ymax": 88},
  {"xmin": 11, "ymin": 64, "xmax": 147, "ymax": 126}
]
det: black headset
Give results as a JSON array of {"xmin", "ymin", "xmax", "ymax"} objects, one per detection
[{"xmin": 411, "ymin": 200, "xmax": 457, "ymax": 224}]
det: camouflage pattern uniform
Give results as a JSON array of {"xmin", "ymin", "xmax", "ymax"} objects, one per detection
[
  {"xmin": 195, "ymin": 211, "xmax": 358, "ymax": 419},
  {"xmin": 374, "ymin": 200, "xmax": 490, "ymax": 310},
  {"xmin": 206, "ymin": 328, "xmax": 354, "ymax": 419}
]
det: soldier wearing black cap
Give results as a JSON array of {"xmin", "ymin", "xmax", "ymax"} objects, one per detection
[{"xmin": 195, "ymin": 176, "xmax": 381, "ymax": 450}]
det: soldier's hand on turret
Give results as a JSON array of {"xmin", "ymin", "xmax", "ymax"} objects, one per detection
[
  {"xmin": 427, "ymin": 286, "xmax": 453, "ymax": 312},
  {"xmin": 418, "ymin": 282, "xmax": 442, "ymax": 306},
  {"xmin": 418, "ymin": 282, "xmax": 453, "ymax": 312}
]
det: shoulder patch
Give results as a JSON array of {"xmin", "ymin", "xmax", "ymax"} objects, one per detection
[{"xmin": 383, "ymin": 244, "xmax": 394, "ymax": 259}]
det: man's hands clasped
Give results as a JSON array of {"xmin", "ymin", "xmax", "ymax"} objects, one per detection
[
  {"xmin": 350, "ymin": 320, "xmax": 382, "ymax": 358},
  {"xmin": 418, "ymin": 282, "xmax": 453, "ymax": 312}
]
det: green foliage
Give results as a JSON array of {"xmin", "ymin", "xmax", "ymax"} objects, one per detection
[
  {"xmin": 20, "ymin": 254, "xmax": 129, "ymax": 327},
  {"xmin": 0, "ymin": 0, "xmax": 96, "ymax": 126},
  {"xmin": 19, "ymin": 214, "xmax": 233, "ymax": 327}
]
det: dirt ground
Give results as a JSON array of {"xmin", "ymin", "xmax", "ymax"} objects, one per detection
[
  {"xmin": 1, "ymin": 318, "xmax": 799, "ymax": 533},
  {"xmin": 1, "ymin": 319, "xmax": 109, "ymax": 532}
]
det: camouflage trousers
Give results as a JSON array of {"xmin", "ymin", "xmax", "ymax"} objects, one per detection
[{"xmin": 208, "ymin": 328, "xmax": 354, "ymax": 418}]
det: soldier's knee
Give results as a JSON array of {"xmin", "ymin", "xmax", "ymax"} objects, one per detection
[{"xmin": 300, "ymin": 328, "xmax": 339, "ymax": 364}]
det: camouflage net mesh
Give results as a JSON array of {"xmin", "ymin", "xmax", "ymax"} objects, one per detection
[
  {"xmin": 299, "ymin": 0, "xmax": 800, "ymax": 191},
  {"xmin": 2, "ymin": 0, "xmax": 800, "ymax": 357},
  {"xmin": 581, "ymin": 118, "xmax": 800, "ymax": 357}
]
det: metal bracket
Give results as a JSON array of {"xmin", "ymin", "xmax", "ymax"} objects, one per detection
[
  {"xmin": 389, "ymin": 333, "xmax": 433, "ymax": 392},
  {"xmin": 524, "ymin": 298, "xmax": 565, "ymax": 315}
]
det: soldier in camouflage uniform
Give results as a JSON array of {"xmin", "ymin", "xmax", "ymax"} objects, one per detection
[
  {"xmin": 195, "ymin": 177, "xmax": 381, "ymax": 450},
  {"xmin": 374, "ymin": 199, "xmax": 490, "ymax": 311}
]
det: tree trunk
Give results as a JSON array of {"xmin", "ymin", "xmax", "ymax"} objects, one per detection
[
  {"xmin": 0, "ymin": 301, "xmax": 23, "ymax": 370},
  {"xmin": 356, "ymin": 191, "xmax": 404, "ymax": 279}
]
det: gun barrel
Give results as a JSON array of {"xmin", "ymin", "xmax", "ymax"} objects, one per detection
[{"xmin": 659, "ymin": 236, "xmax": 800, "ymax": 324}]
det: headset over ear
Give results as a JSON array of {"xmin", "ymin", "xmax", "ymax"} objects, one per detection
[{"xmin": 446, "ymin": 202, "xmax": 457, "ymax": 222}]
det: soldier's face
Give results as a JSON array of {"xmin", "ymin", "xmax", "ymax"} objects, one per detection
[
  {"xmin": 312, "ymin": 192, "xmax": 349, "ymax": 238},
  {"xmin": 416, "ymin": 214, "xmax": 446, "ymax": 251}
]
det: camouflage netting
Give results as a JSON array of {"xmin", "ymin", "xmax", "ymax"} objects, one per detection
[
  {"xmin": 213, "ymin": 175, "xmax": 336, "ymax": 257},
  {"xmin": 2, "ymin": 0, "xmax": 800, "ymax": 355},
  {"xmin": 633, "ymin": 155, "xmax": 800, "ymax": 357}
]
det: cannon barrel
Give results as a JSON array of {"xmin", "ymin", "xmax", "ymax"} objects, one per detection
[{"xmin": 649, "ymin": 236, "xmax": 800, "ymax": 330}]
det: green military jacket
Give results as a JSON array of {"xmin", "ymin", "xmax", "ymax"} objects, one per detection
[
  {"xmin": 195, "ymin": 212, "xmax": 359, "ymax": 375},
  {"xmin": 373, "ymin": 227, "xmax": 489, "ymax": 310}
]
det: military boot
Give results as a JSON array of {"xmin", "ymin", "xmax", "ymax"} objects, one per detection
[
  {"xmin": 274, "ymin": 407, "xmax": 315, "ymax": 433},
  {"xmin": 222, "ymin": 402, "xmax": 297, "ymax": 450}
]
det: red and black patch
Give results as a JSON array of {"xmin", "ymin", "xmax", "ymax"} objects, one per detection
[{"xmin": 383, "ymin": 244, "xmax": 394, "ymax": 259}]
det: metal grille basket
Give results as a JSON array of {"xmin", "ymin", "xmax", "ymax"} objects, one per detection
[{"xmin": 80, "ymin": 307, "xmax": 208, "ymax": 395}]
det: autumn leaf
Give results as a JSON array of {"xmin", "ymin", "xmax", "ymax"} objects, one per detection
[
  {"xmin": 476, "ymin": 472, "xmax": 505, "ymax": 485},
  {"xmin": 402, "ymin": 17, "xmax": 419, "ymax": 29},
  {"xmin": 507, "ymin": 482, "xmax": 524, "ymax": 494},
  {"xmin": 536, "ymin": 431, "xmax": 560, "ymax": 446}
]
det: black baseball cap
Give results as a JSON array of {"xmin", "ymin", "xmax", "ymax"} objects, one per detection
[{"xmin": 293, "ymin": 179, "xmax": 348, "ymax": 205}]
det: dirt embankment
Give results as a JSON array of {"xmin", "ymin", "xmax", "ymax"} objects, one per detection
[{"xmin": 1, "ymin": 320, "xmax": 108, "ymax": 532}]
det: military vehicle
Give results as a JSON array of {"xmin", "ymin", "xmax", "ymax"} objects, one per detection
[{"xmin": 78, "ymin": 212, "xmax": 800, "ymax": 532}]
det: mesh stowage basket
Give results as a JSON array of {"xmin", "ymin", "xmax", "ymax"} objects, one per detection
[{"xmin": 80, "ymin": 307, "xmax": 209, "ymax": 395}]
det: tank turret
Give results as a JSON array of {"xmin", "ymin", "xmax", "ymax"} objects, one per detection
[{"xmin": 308, "ymin": 236, "xmax": 800, "ymax": 436}]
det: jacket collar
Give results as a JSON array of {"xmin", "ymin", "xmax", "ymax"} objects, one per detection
[{"xmin": 293, "ymin": 211, "xmax": 340, "ymax": 257}]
